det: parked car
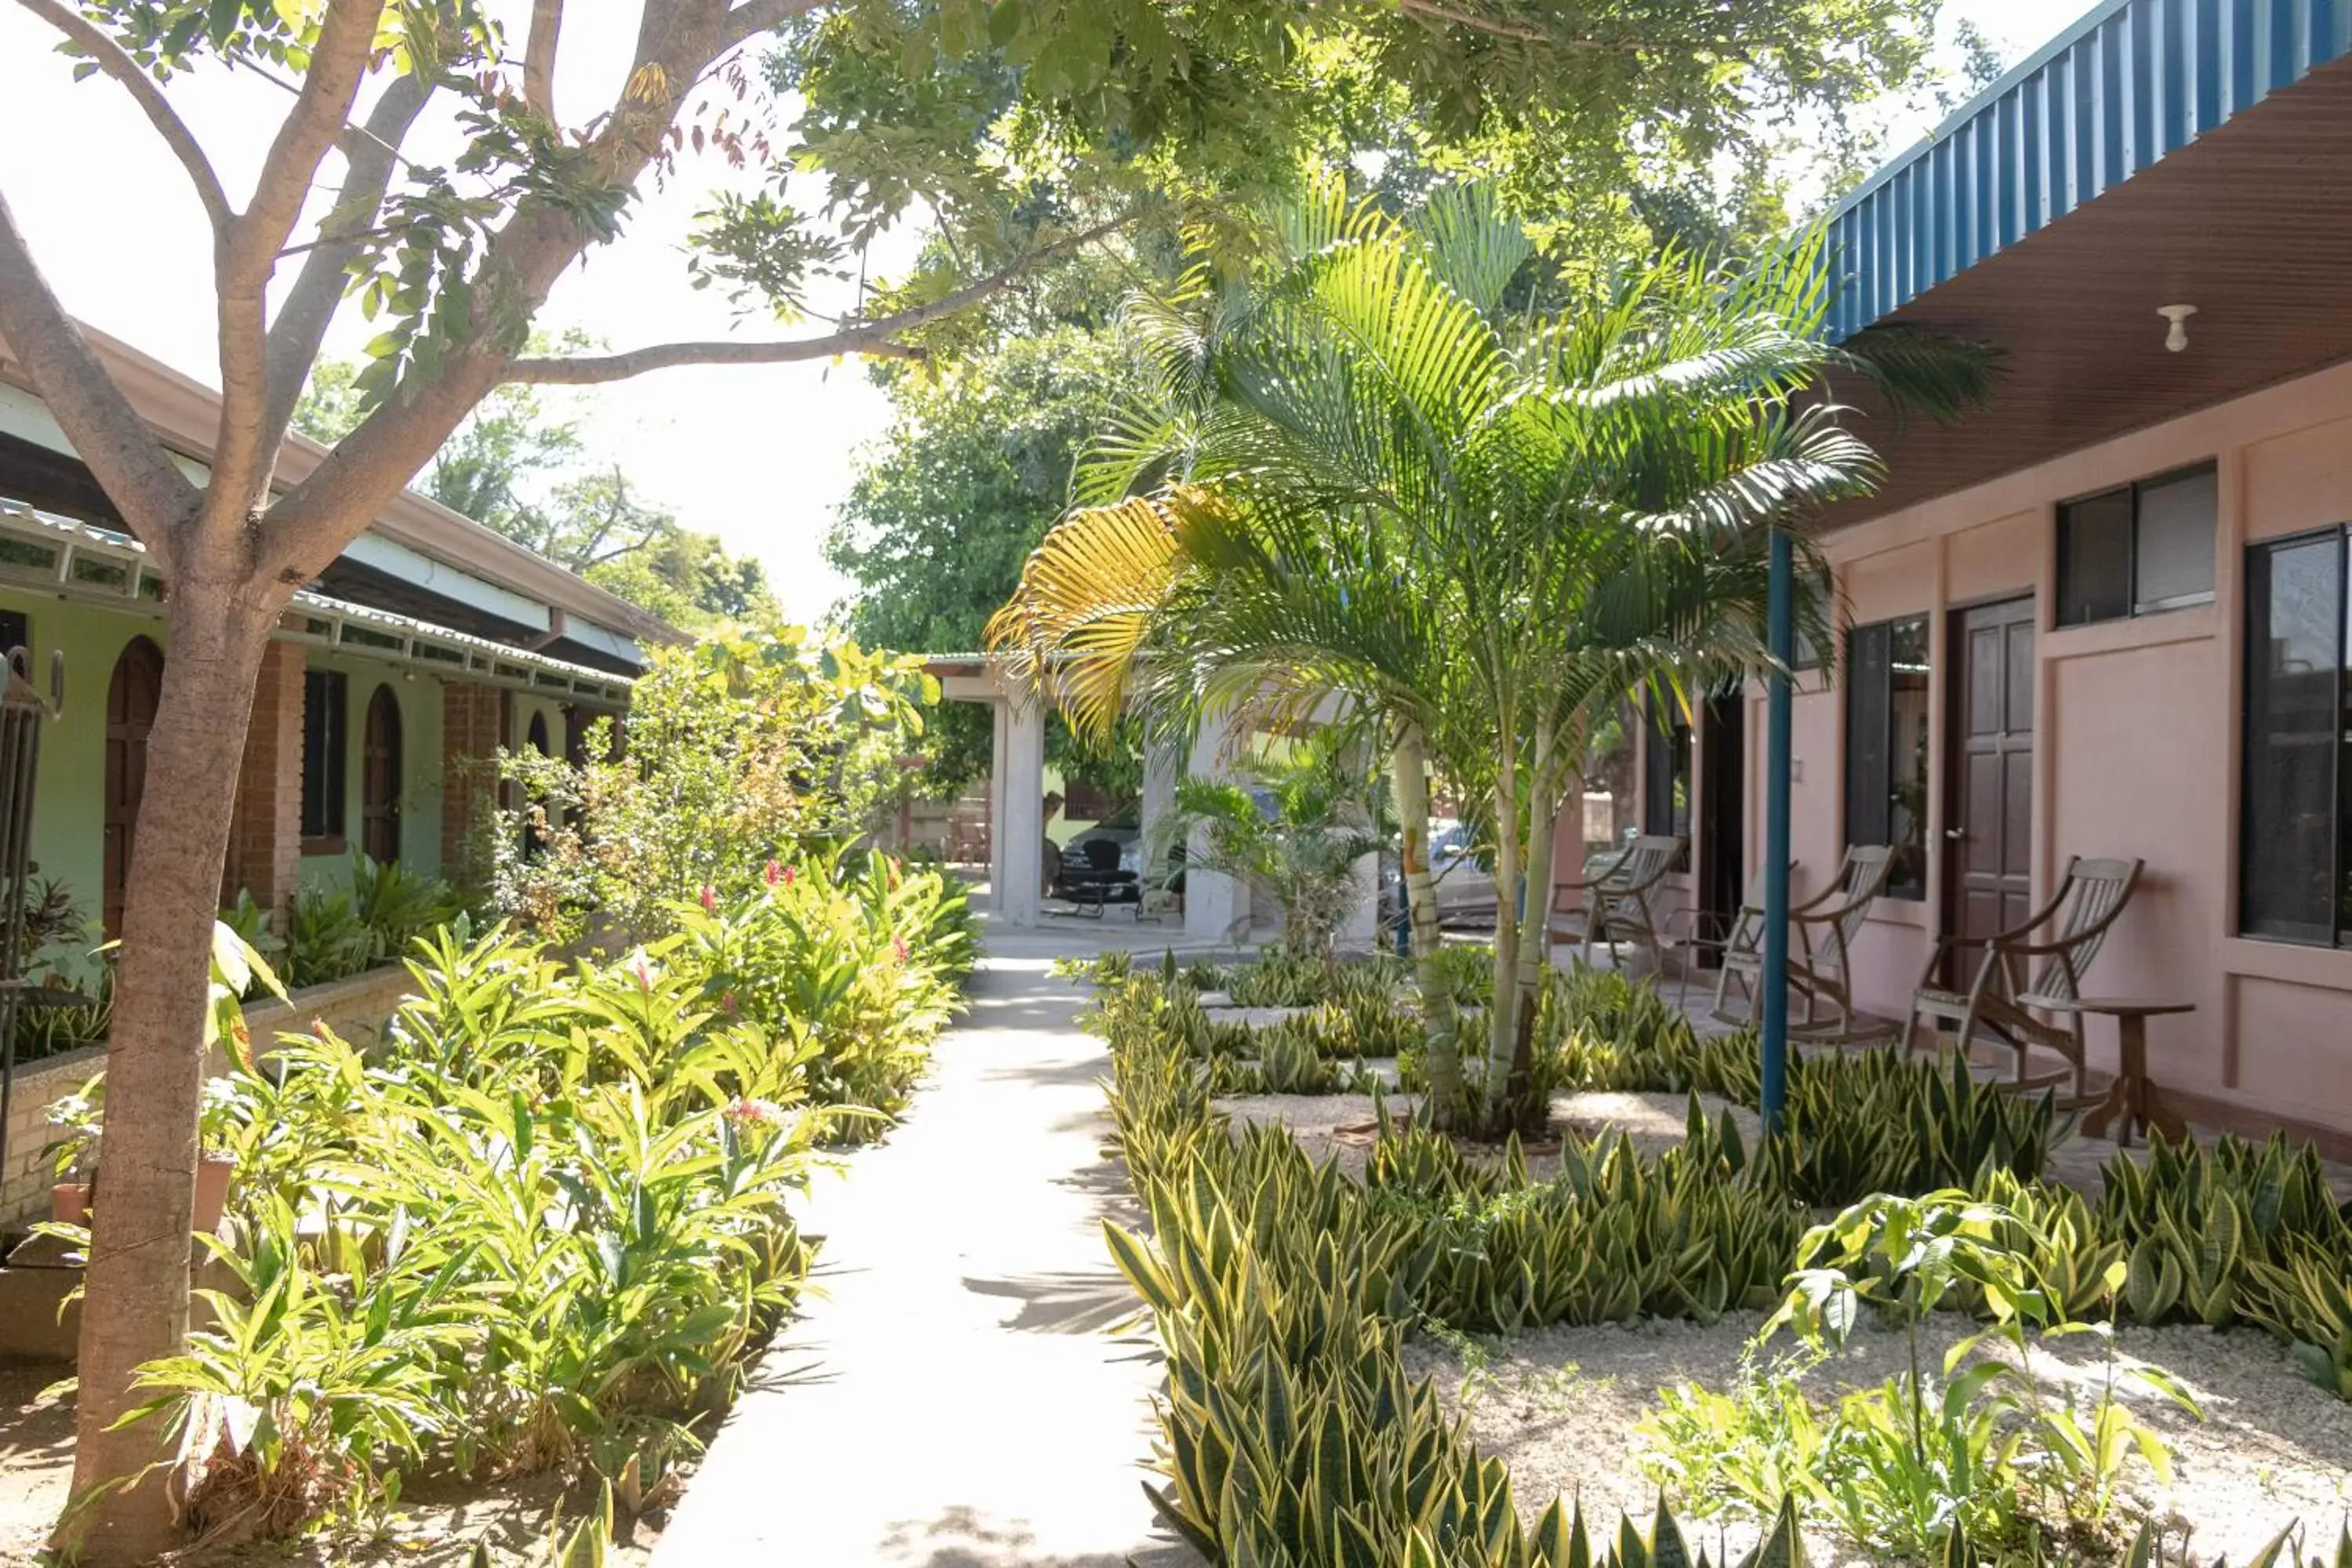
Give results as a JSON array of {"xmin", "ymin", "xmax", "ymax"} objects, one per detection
[
  {"xmin": 1379, "ymin": 818, "xmax": 1498, "ymax": 935},
  {"xmin": 1064, "ymin": 804, "xmax": 1144, "ymax": 879}
]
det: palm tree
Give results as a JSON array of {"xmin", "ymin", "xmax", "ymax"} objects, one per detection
[
  {"xmin": 991, "ymin": 182, "xmax": 1994, "ymax": 1131},
  {"xmin": 1148, "ymin": 725, "xmax": 1388, "ymax": 964}
]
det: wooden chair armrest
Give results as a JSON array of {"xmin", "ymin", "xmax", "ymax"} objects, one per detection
[{"xmin": 1994, "ymin": 935, "xmax": 2097, "ymax": 959}]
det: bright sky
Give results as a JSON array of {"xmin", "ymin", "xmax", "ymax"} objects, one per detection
[{"xmin": 0, "ymin": 0, "xmax": 2074, "ymax": 627}]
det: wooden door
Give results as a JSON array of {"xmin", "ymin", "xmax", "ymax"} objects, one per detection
[
  {"xmin": 1697, "ymin": 692, "xmax": 1746, "ymax": 935},
  {"xmin": 103, "ymin": 636, "xmax": 164, "ymax": 936},
  {"xmin": 1947, "ymin": 597, "xmax": 2036, "ymax": 953},
  {"xmin": 361, "ymin": 684, "xmax": 402, "ymax": 864}
]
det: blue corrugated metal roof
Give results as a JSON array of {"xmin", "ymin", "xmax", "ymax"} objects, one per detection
[{"xmin": 1827, "ymin": 0, "xmax": 2352, "ymax": 339}]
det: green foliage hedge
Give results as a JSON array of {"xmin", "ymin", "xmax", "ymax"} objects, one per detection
[{"xmin": 68, "ymin": 855, "xmax": 972, "ymax": 1541}]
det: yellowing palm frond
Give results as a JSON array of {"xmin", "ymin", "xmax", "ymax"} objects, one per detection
[{"xmin": 985, "ymin": 491, "xmax": 1195, "ymax": 739}]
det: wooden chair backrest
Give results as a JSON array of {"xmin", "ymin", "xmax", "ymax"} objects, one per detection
[
  {"xmin": 1824, "ymin": 844, "xmax": 1896, "ymax": 951},
  {"xmin": 1597, "ymin": 835, "xmax": 1683, "ymax": 924},
  {"xmin": 2022, "ymin": 855, "xmax": 2145, "ymax": 1000}
]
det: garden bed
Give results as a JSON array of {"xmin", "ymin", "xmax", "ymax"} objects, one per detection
[
  {"xmin": 1406, "ymin": 1311, "xmax": 2352, "ymax": 1568},
  {"xmin": 1094, "ymin": 955, "xmax": 2352, "ymax": 1567},
  {"xmin": 0, "ymin": 1367, "xmax": 655, "ymax": 1567}
]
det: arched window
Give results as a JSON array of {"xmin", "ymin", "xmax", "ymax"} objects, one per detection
[
  {"xmin": 361, "ymin": 684, "xmax": 403, "ymax": 864},
  {"xmin": 103, "ymin": 636, "xmax": 165, "ymax": 936}
]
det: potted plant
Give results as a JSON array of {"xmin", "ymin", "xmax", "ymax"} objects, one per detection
[
  {"xmin": 41, "ymin": 1075, "xmax": 241, "ymax": 1232},
  {"xmin": 39, "ymin": 921, "xmax": 285, "ymax": 1233},
  {"xmin": 42, "ymin": 1076, "xmax": 100, "ymax": 1225}
]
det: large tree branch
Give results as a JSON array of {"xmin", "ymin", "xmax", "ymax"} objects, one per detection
[
  {"xmin": 722, "ymin": 0, "xmax": 829, "ymax": 48},
  {"xmin": 14, "ymin": 0, "xmax": 233, "ymax": 232},
  {"xmin": 212, "ymin": 0, "xmax": 388, "ymax": 523},
  {"xmin": 0, "ymin": 188, "xmax": 198, "ymax": 550},
  {"xmin": 263, "ymin": 0, "xmax": 738, "ymax": 579},
  {"xmin": 503, "ymin": 214, "xmax": 1128, "ymax": 385},
  {"xmin": 1393, "ymin": 0, "xmax": 1549, "ymax": 43},
  {"xmin": 523, "ymin": 0, "xmax": 564, "ymax": 120},
  {"xmin": 234, "ymin": 0, "xmax": 390, "ymax": 283},
  {"xmin": 263, "ymin": 71, "xmax": 437, "ymax": 444}
]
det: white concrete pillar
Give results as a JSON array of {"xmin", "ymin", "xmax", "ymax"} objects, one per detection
[
  {"xmin": 1139, "ymin": 733, "xmax": 1180, "ymax": 882},
  {"xmin": 985, "ymin": 699, "xmax": 1010, "ymax": 910},
  {"xmin": 1183, "ymin": 711, "xmax": 1251, "ymax": 944},
  {"xmin": 998, "ymin": 696, "xmax": 1047, "ymax": 928}
]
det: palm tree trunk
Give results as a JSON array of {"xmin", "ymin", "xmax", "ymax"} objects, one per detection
[
  {"xmin": 1486, "ymin": 761, "xmax": 1520, "ymax": 1126},
  {"xmin": 1486, "ymin": 711, "xmax": 1558, "ymax": 1128},
  {"xmin": 1502, "ymin": 740, "xmax": 1563, "ymax": 1127},
  {"xmin": 1391, "ymin": 724, "xmax": 1461, "ymax": 1127}
]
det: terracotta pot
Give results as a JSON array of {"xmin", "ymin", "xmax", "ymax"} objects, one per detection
[
  {"xmin": 194, "ymin": 1152, "xmax": 236, "ymax": 1234},
  {"xmin": 50, "ymin": 1181, "xmax": 91, "ymax": 1226}
]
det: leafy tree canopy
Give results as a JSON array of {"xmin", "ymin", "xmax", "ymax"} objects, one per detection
[
  {"xmin": 296, "ymin": 359, "xmax": 779, "ymax": 630},
  {"xmin": 826, "ymin": 256, "xmax": 1151, "ymax": 796}
]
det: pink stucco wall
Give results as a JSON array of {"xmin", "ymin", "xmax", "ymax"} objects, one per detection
[{"xmin": 1554, "ymin": 354, "xmax": 2352, "ymax": 1145}]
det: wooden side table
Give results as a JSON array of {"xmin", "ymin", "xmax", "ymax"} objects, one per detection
[{"xmin": 2020, "ymin": 994, "xmax": 2195, "ymax": 1148}]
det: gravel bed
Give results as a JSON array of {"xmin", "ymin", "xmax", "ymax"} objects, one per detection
[
  {"xmin": 1220, "ymin": 1083, "xmax": 2352, "ymax": 1563},
  {"xmin": 1214, "ymin": 1088, "xmax": 1755, "ymax": 1181},
  {"xmin": 1405, "ymin": 1311, "xmax": 2352, "ymax": 1566}
]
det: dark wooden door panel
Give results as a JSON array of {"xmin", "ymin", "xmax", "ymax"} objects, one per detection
[
  {"xmin": 1947, "ymin": 597, "xmax": 2036, "ymax": 961},
  {"xmin": 103, "ymin": 637, "xmax": 164, "ymax": 937},
  {"xmin": 1697, "ymin": 694, "xmax": 1745, "ymax": 935}
]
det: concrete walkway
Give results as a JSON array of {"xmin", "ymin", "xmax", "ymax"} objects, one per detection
[{"xmin": 654, "ymin": 909, "xmax": 1204, "ymax": 1568}]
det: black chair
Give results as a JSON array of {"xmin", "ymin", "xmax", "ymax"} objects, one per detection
[{"xmin": 1062, "ymin": 837, "xmax": 1142, "ymax": 918}]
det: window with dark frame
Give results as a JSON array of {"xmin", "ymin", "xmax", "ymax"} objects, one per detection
[
  {"xmin": 300, "ymin": 669, "xmax": 349, "ymax": 847},
  {"xmin": 0, "ymin": 608, "xmax": 28, "ymax": 661},
  {"xmin": 1642, "ymin": 701, "xmax": 1691, "ymax": 858},
  {"xmin": 1844, "ymin": 616, "xmax": 1931, "ymax": 899},
  {"xmin": 2056, "ymin": 463, "xmax": 2218, "ymax": 626},
  {"xmin": 2241, "ymin": 528, "xmax": 2351, "ymax": 946}
]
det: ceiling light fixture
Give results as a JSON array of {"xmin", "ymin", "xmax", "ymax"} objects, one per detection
[{"xmin": 2158, "ymin": 303, "xmax": 2197, "ymax": 353}]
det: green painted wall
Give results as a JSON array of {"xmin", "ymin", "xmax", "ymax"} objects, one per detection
[
  {"xmin": 0, "ymin": 587, "xmax": 168, "ymax": 920},
  {"xmin": 510, "ymin": 690, "xmax": 568, "ymax": 760},
  {"xmin": 296, "ymin": 649, "xmax": 448, "ymax": 888},
  {"xmin": 0, "ymin": 585, "xmax": 621, "ymax": 920}
]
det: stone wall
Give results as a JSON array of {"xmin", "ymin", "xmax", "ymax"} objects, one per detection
[{"xmin": 0, "ymin": 963, "xmax": 419, "ymax": 1229}]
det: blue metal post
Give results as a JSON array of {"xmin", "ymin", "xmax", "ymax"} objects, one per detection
[{"xmin": 1759, "ymin": 528, "xmax": 1794, "ymax": 1134}]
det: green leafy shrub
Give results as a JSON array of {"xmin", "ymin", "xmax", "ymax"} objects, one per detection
[
  {"xmin": 1758, "ymin": 1192, "xmax": 2198, "ymax": 1560},
  {"xmin": 118, "ymin": 863, "xmax": 967, "ymax": 1539},
  {"xmin": 1221, "ymin": 946, "xmax": 1406, "ymax": 1007},
  {"xmin": 283, "ymin": 885, "xmax": 376, "ymax": 986},
  {"xmin": 668, "ymin": 848, "xmax": 971, "ymax": 1129},
  {"xmin": 491, "ymin": 628, "xmax": 938, "ymax": 943},
  {"xmin": 347, "ymin": 850, "xmax": 468, "ymax": 960}
]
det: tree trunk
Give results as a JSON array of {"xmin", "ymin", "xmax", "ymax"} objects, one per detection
[
  {"xmin": 1486, "ymin": 707, "xmax": 1534, "ymax": 1116},
  {"xmin": 1500, "ymin": 744, "xmax": 1562, "ymax": 1129},
  {"xmin": 1390, "ymin": 724, "xmax": 1460, "ymax": 1127},
  {"xmin": 58, "ymin": 578, "xmax": 281, "ymax": 1565}
]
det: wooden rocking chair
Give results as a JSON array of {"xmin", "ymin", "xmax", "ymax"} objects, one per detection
[
  {"xmin": 1661, "ymin": 862, "xmax": 1794, "ymax": 1009},
  {"xmin": 1712, "ymin": 844, "xmax": 1897, "ymax": 1042},
  {"xmin": 1548, "ymin": 834, "xmax": 1685, "ymax": 975},
  {"xmin": 1906, "ymin": 855, "xmax": 2144, "ymax": 1099}
]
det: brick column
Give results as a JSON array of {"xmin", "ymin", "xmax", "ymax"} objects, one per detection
[
  {"xmin": 440, "ymin": 680, "xmax": 506, "ymax": 875},
  {"xmin": 221, "ymin": 640, "xmax": 306, "ymax": 916}
]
